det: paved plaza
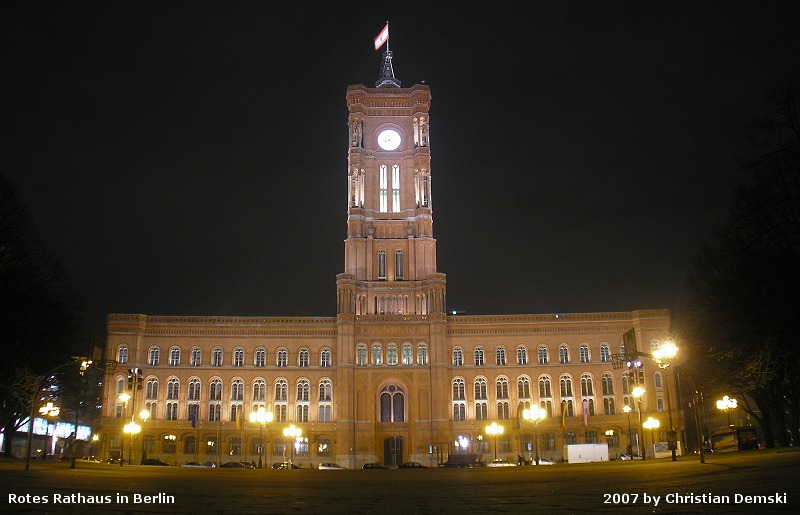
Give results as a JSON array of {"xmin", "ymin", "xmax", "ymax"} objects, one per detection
[{"xmin": 2, "ymin": 451, "xmax": 799, "ymax": 514}]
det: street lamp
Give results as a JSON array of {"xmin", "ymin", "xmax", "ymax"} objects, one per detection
[
  {"xmin": 282, "ymin": 424, "xmax": 302, "ymax": 467},
  {"xmin": 38, "ymin": 402, "xmax": 60, "ymax": 459},
  {"xmin": 485, "ymin": 422, "xmax": 503, "ymax": 461},
  {"xmin": 139, "ymin": 409, "xmax": 150, "ymax": 464},
  {"xmin": 652, "ymin": 340, "xmax": 679, "ymax": 461},
  {"xmin": 522, "ymin": 407, "xmax": 546, "ymax": 465},
  {"xmin": 250, "ymin": 407, "xmax": 273, "ymax": 469},
  {"xmin": 642, "ymin": 417, "xmax": 660, "ymax": 458},
  {"xmin": 716, "ymin": 395, "xmax": 737, "ymax": 427},
  {"xmin": 632, "ymin": 386, "xmax": 646, "ymax": 461},
  {"xmin": 123, "ymin": 421, "xmax": 141, "ymax": 465},
  {"xmin": 117, "ymin": 393, "xmax": 131, "ymax": 467},
  {"xmin": 622, "ymin": 405, "xmax": 634, "ymax": 457}
]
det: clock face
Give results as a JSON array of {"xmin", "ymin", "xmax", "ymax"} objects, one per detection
[{"xmin": 377, "ymin": 129, "xmax": 401, "ymax": 151}]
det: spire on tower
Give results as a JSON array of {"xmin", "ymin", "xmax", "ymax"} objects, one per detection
[{"xmin": 376, "ymin": 50, "xmax": 401, "ymax": 88}]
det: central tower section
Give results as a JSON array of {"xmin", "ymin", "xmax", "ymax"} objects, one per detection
[{"xmin": 337, "ymin": 83, "xmax": 445, "ymax": 316}]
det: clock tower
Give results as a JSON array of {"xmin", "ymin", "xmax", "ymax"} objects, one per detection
[{"xmin": 336, "ymin": 52, "xmax": 444, "ymax": 318}]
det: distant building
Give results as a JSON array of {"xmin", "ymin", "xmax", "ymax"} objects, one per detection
[{"xmin": 101, "ymin": 51, "xmax": 678, "ymax": 467}]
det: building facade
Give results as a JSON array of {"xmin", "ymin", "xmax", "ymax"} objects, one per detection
[{"xmin": 101, "ymin": 53, "xmax": 678, "ymax": 467}]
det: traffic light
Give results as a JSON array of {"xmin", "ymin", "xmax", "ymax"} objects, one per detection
[
  {"xmin": 136, "ymin": 369, "xmax": 143, "ymax": 390},
  {"xmin": 127, "ymin": 369, "xmax": 134, "ymax": 391}
]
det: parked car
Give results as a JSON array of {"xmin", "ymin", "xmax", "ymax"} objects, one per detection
[
  {"xmin": 486, "ymin": 459, "xmax": 515, "ymax": 467},
  {"xmin": 318, "ymin": 462, "xmax": 345, "ymax": 470},
  {"xmin": 398, "ymin": 462, "xmax": 427, "ymax": 469},
  {"xmin": 362, "ymin": 463, "xmax": 388, "ymax": 469},
  {"xmin": 181, "ymin": 461, "xmax": 214, "ymax": 468},
  {"xmin": 619, "ymin": 453, "xmax": 642, "ymax": 461},
  {"xmin": 106, "ymin": 457, "xmax": 128, "ymax": 465},
  {"xmin": 80, "ymin": 456, "xmax": 102, "ymax": 463},
  {"xmin": 143, "ymin": 458, "xmax": 170, "ymax": 466},
  {"xmin": 534, "ymin": 458, "xmax": 555, "ymax": 465},
  {"xmin": 271, "ymin": 462, "xmax": 302, "ymax": 469},
  {"xmin": 220, "ymin": 461, "xmax": 247, "ymax": 469}
]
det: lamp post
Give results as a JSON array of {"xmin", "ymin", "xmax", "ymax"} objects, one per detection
[
  {"xmin": 652, "ymin": 341, "xmax": 679, "ymax": 461},
  {"xmin": 522, "ymin": 407, "xmax": 546, "ymax": 465},
  {"xmin": 716, "ymin": 396, "xmax": 737, "ymax": 428},
  {"xmin": 642, "ymin": 417, "xmax": 660, "ymax": 458},
  {"xmin": 39, "ymin": 402, "xmax": 60, "ymax": 459},
  {"xmin": 138, "ymin": 409, "xmax": 150, "ymax": 464},
  {"xmin": 123, "ymin": 421, "xmax": 141, "ymax": 465},
  {"xmin": 118, "ymin": 393, "xmax": 131, "ymax": 467},
  {"xmin": 283, "ymin": 424, "xmax": 302, "ymax": 468},
  {"xmin": 622, "ymin": 405, "xmax": 633, "ymax": 456},
  {"xmin": 632, "ymin": 386, "xmax": 646, "ymax": 460},
  {"xmin": 249, "ymin": 407, "xmax": 273, "ymax": 469},
  {"xmin": 485, "ymin": 422, "xmax": 503, "ymax": 461}
]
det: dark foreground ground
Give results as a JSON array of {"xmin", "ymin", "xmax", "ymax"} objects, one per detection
[{"xmin": 2, "ymin": 451, "xmax": 799, "ymax": 514}]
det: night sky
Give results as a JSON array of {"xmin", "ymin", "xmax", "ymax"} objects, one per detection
[{"xmin": 5, "ymin": 1, "xmax": 799, "ymax": 342}]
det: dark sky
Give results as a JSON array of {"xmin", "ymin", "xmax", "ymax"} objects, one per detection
[{"xmin": 4, "ymin": 1, "xmax": 799, "ymax": 341}]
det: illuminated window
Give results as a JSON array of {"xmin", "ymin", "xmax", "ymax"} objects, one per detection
[
  {"xmin": 356, "ymin": 345, "xmax": 367, "ymax": 366},
  {"xmin": 539, "ymin": 376, "xmax": 552, "ymax": 398},
  {"xmin": 191, "ymin": 347, "xmax": 201, "ymax": 366},
  {"xmin": 380, "ymin": 384, "xmax": 404, "ymax": 422},
  {"xmin": 377, "ymin": 250, "xmax": 387, "ymax": 280},
  {"xmin": 274, "ymin": 379, "xmax": 287, "ymax": 401},
  {"xmin": 602, "ymin": 373, "xmax": 615, "ymax": 395},
  {"xmin": 496, "ymin": 347, "xmax": 506, "ymax": 366},
  {"xmin": 474, "ymin": 347, "xmax": 484, "ymax": 366},
  {"xmin": 277, "ymin": 348, "xmax": 287, "ymax": 367},
  {"xmin": 321, "ymin": 348, "xmax": 331, "ymax": 367},
  {"xmin": 580, "ymin": 344, "xmax": 590, "ymax": 363},
  {"xmin": 475, "ymin": 402, "xmax": 488, "ymax": 420},
  {"xmin": 395, "ymin": 250, "xmax": 404, "ymax": 280},
  {"xmin": 296, "ymin": 379, "xmax": 309, "ymax": 402},
  {"xmin": 148, "ymin": 347, "xmax": 159, "ymax": 366},
  {"xmin": 117, "ymin": 345, "xmax": 128, "ymax": 364},
  {"xmin": 496, "ymin": 377, "xmax": 509, "ymax": 399},
  {"xmin": 255, "ymin": 347, "xmax": 266, "ymax": 367},
  {"xmin": 560, "ymin": 375, "xmax": 573, "ymax": 397},
  {"xmin": 559, "ymin": 345, "xmax": 569, "ymax": 364},
  {"xmin": 497, "ymin": 401, "xmax": 510, "ymax": 419},
  {"xmin": 392, "ymin": 164, "xmax": 400, "ymax": 213},
  {"xmin": 146, "ymin": 378, "xmax": 158, "ymax": 399},
  {"xmin": 387, "ymin": 344, "xmax": 397, "ymax": 365},
  {"xmin": 379, "ymin": 165, "xmax": 388, "ymax": 212},
  {"xmin": 474, "ymin": 378, "xmax": 487, "ymax": 400},
  {"xmin": 600, "ymin": 344, "xmax": 610, "ymax": 363},
  {"xmin": 581, "ymin": 375, "xmax": 594, "ymax": 396},
  {"xmin": 402, "ymin": 344, "xmax": 412, "ymax": 365},
  {"xmin": 166, "ymin": 402, "xmax": 178, "ymax": 421},
  {"xmin": 231, "ymin": 380, "xmax": 243, "ymax": 401},
  {"xmin": 538, "ymin": 346, "xmax": 548, "ymax": 365},
  {"xmin": 167, "ymin": 379, "xmax": 179, "ymax": 400},
  {"xmin": 212, "ymin": 348, "xmax": 222, "ymax": 367},
  {"xmin": 372, "ymin": 345, "xmax": 382, "ymax": 366},
  {"xmin": 209, "ymin": 379, "xmax": 222, "ymax": 401},
  {"xmin": 518, "ymin": 377, "xmax": 531, "ymax": 399},
  {"xmin": 252, "ymin": 379, "xmax": 266, "ymax": 402},
  {"xmin": 170, "ymin": 347, "xmax": 180, "ymax": 366},
  {"xmin": 517, "ymin": 346, "xmax": 527, "ymax": 365},
  {"xmin": 453, "ymin": 348, "xmax": 463, "ymax": 367},
  {"xmin": 417, "ymin": 344, "xmax": 428, "ymax": 365},
  {"xmin": 452, "ymin": 379, "xmax": 466, "ymax": 400},
  {"xmin": 299, "ymin": 349, "xmax": 309, "ymax": 367}
]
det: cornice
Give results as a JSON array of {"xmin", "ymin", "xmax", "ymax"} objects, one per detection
[{"xmin": 106, "ymin": 314, "xmax": 338, "ymax": 338}]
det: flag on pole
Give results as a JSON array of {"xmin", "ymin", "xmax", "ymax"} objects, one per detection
[
  {"xmin": 190, "ymin": 407, "xmax": 197, "ymax": 429},
  {"xmin": 582, "ymin": 399, "xmax": 589, "ymax": 425},
  {"xmin": 374, "ymin": 23, "xmax": 389, "ymax": 50}
]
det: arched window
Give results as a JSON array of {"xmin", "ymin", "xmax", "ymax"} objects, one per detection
[
  {"xmin": 377, "ymin": 250, "xmax": 387, "ymax": 280},
  {"xmin": 600, "ymin": 344, "xmax": 610, "ymax": 363},
  {"xmin": 296, "ymin": 379, "xmax": 309, "ymax": 402},
  {"xmin": 209, "ymin": 379, "xmax": 222, "ymax": 401},
  {"xmin": 603, "ymin": 397, "xmax": 616, "ymax": 415},
  {"xmin": 191, "ymin": 347, "xmax": 202, "ymax": 366},
  {"xmin": 518, "ymin": 377, "xmax": 531, "ymax": 399},
  {"xmin": 474, "ymin": 347, "xmax": 485, "ymax": 366},
  {"xmin": 453, "ymin": 348, "xmax": 463, "ymax": 367},
  {"xmin": 320, "ymin": 348, "xmax": 331, "ymax": 367},
  {"xmin": 517, "ymin": 346, "xmax": 527, "ymax": 365},
  {"xmin": 395, "ymin": 250, "xmax": 404, "ymax": 280},
  {"xmin": 474, "ymin": 378, "xmax": 487, "ymax": 400},
  {"xmin": 149, "ymin": 347, "xmax": 160, "ymax": 366},
  {"xmin": 602, "ymin": 373, "xmax": 615, "ymax": 396},
  {"xmin": 166, "ymin": 380, "xmax": 179, "ymax": 418},
  {"xmin": 255, "ymin": 347, "xmax": 266, "ymax": 367},
  {"xmin": 496, "ymin": 347, "xmax": 506, "ymax": 366},
  {"xmin": 277, "ymin": 348, "xmax": 287, "ymax": 367},
  {"xmin": 539, "ymin": 376, "xmax": 552, "ymax": 398},
  {"xmin": 252, "ymin": 379, "xmax": 266, "ymax": 402},
  {"xmin": 356, "ymin": 345, "xmax": 367, "ymax": 366},
  {"xmin": 417, "ymin": 344, "xmax": 428, "ymax": 365},
  {"xmin": 580, "ymin": 344, "xmax": 590, "ymax": 363},
  {"xmin": 169, "ymin": 347, "xmax": 180, "ymax": 366},
  {"xmin": 117, "ymin": 345, "xmax": 128, "ymax": 364},
  {"xmin": 654, "ymin": 372, "xmax": 663, "ymax": 389},
  {"xmin": 581, "ymin": 374, "xmax": 594, "ymax": 396},
  {"xmin": 318, "ymin": 379, "xmax": 333, "ymax": 422},
  {"xmin": 146, "ymin": 378, "xmax": 158, "ymax": 400},
  {"xmin": 402, "ymin": 344, "xmax": 413, "ymax": 365},
  {"xmin": 274, "ymin": 379, "xmax": 288, "ymax": 402},
  {"xmin": 452, "ymin": 379, "xmax": 466, "ymax": 400},
  {"xmin": 497, "ymin": 401, "xmax": 510, "ymax": 419},
  {"xmin": 188, "ymin": 379, "xmax": 201, "ymax": 401},
  {"xmin": 231, "ymin": 379, "xmax": 244, "ymax": 401},
  {"xmin": 380, "ymin": 384, "xmax": 404, "ymax": 422},
  {"xmin": 538, "ymin": 346, "xmax": 548, "ymax": 365},
  {"xmin": 212, "ymin": 348, "xmax": 223, "ymax": 367},
  {"xmin": 560, "ymin": 375, "xmax": 573, "ymax": 397},
  {"xmin": 372, "ymin": 345, "xmax": 382, "ymax": 366},
  {"xmin": 233, "ymin": 348, "xmax": 244, "ymax": 367},
  {"xmin": 496, "ymin": 377, "xmax": 509, "ymax": 399},
  {"xmin": 299, "ymin": 349, "xmax": 309, "ymax": 367},
  {"xmin": 387, "ymin": 344, "xmax": 397, "ymax": 365},
  {"xmin": 559, "ymin": 345, "xmax": 569, "ymax": 364}
]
